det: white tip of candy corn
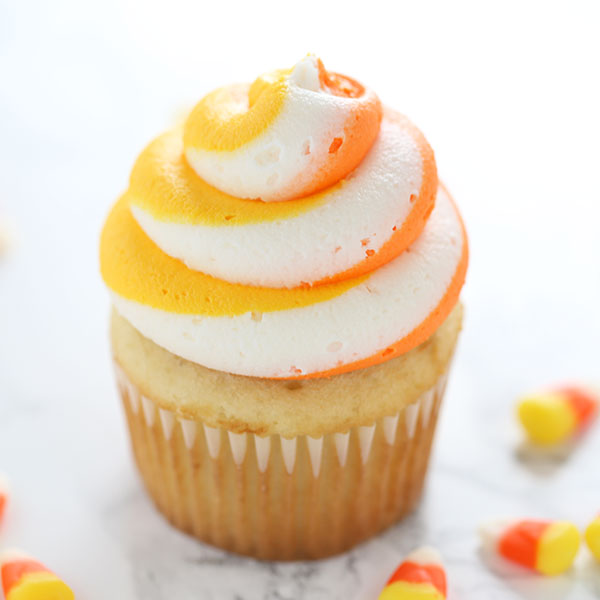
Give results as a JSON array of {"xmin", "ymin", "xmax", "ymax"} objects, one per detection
[
  {"xmin": 0, "ymin": 474, "xmax": 9, "ymax": 497},
  {"xmin": 479, "ymin": 519, "xmax": 515, "ymax": 553},
  {"xmin": 0, "ymin": 548, "xmax": 30, "ymax": 566},
  {"xmin": 0, "ymin": 219, "xmax": 16, "ymax": 254},
  {"xmin": 0, "ymin": 473, "xmax": 9, "ymax": 499},
  {"xmin": 404, "ymin": 546, "xmax": 444, "ymax": 567}
]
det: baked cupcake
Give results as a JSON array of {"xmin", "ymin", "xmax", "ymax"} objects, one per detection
[{"xmin": 100, "ymin": 55, "xmax": 468, "ymax": 560}]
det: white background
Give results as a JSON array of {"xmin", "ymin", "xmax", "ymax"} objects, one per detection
[{"xmin": 1, "ymin": 1, "xmax": 600, "ymax": 598}]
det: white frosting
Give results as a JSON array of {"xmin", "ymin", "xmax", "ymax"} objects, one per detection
[
  {"xmin": 288, "ymin": 55, "xmax": 322, "ymax": 91},
  {"xmin": 112, "ymin": 187, "xmax": 463, "ymax": 378},
  {"xmin": 133, "ymin": 118, "xmax": 422, "ymax": 288},
  {"xmin": 185, "ymin": 56, "xmax": 380, "ymax": 202}
]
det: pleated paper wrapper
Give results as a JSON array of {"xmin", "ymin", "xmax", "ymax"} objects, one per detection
[{"xmin": 115, "ymin": 363, "xmax": 449, "ymax": 560}]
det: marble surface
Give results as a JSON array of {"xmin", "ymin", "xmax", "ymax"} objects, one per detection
[{"xmin": 1, "ymin": 1, "xmax": 600, "ymax": 598}]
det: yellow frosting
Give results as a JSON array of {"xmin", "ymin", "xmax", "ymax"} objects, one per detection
[
  {"xmin": 128, "ymin": 131, "xmax": 335, "ymax": 225},
  {"xmin": 100, "ymin": 197, "xmax": 366, "ymax": 316},
  {"xmin": 183, "ymin": 69, "xmax": 289, "ymax": 152}
]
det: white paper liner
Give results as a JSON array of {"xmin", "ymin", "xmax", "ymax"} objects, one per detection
[{"xmin": 114, "ymin": 363, "xmax": 449, "ymax": 560}]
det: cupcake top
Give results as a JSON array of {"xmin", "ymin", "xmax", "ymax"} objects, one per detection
[{"xmin": 100, "ymin": 56, "xmax": 468, "ymax": 379}]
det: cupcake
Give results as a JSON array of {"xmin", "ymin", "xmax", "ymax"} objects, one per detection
[{"xmin": 100, "ymin": 55, "xmax": 468, "ymax": 560}]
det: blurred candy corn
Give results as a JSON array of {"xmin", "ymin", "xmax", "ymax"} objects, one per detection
[
  {"xmin": 585, "ymin": 515, "xmax": 600, "ymax": 561},
  {"xmin": 480, "ymin": 519, "xmax": 580, "ymax": 576},
  {"xmin": 0, "ymin": 551, "xmax": 74, "ymax": 600},
  {"xmin": 0, "ymin": 218, "xmax": 15, "ymax": 255},
  {"xmin": 0, "ymin": 475, "xmax": 8, "ymax": 526},
  {"xmin": 378, "ymin": 546, "xmax": 447, "ymax": 599},
  {"xmin": 518, "ymin": 386, "xmax": 598, "ymax": 445}
]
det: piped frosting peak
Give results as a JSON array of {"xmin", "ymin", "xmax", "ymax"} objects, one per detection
[{"xmin": 100, "ymin": 56, "xmax": 468, "ymax": 378}]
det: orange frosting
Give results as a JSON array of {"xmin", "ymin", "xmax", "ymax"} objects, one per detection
[
  {"xmin": 312, "ymin": 111, "xmax": 437, "ymax": 286},
  {"xmin": 290, "ymin": 192, "xmax": 468, "ymax": 379},
  {"xmin": 288, "ymin": 60, "xmax": 382, "ymax": 199},
  {"xmin": 183, "ymin": 58, "xmax": 382, "ymax": 202},
  {"xmin": 125, "ymin": 109, "xmax": 437, "ymax": 290},
  {"xmin": 100, "ymin": 57, "xmax": 468, "ymax": 379}
]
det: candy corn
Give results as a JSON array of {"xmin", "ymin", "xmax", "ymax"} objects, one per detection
[
  {"xmin": 0, "ymin": 551, "xmax": 74, "ymax": 600},
  {"xmin": 378, "ymin": 547, "xmax": 447, "ymax": 600},
  {"xmin": 0, "ymin": 475, "xmax": 8, "ymax": 526},
  {"xmin": 518, "ymin": 386, "xmax": 598, "ymax": 445},
  {"xmin": 585, "ymin": 514, "xmax": 600, "ymax": 561},
  {"xmin": 480, "ymin": 519, "xmax": 580, "ymax": 576},
  {"xmin": 0, "ymin": 220, "xmax": 11, "ymax": 255}
]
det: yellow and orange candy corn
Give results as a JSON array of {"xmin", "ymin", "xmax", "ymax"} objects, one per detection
[
  {"xmin": 0, "ymin": 476, "xmax": 8, "ymax": 526},
  {"xmin": 518, "ymin": 385, "xmax": 598, "ymax": 445},
  {"xmin": 378, "ymin": 547, "xmax": 447, "ymax": 600},
  {"xmin": 480, "ymin": 519, "xmax": 580, "ymax": 576},
  {"xmin": 0, "ymin": 551, "xmax": 74, "ymax": 600},
  {"xmin": 585, "ymin": 514, "xmax": 600, "ymax": 561}
]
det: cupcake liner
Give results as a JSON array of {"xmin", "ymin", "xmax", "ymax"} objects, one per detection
[{"xmin": 114, "ymin": 363, "xmax": 449, "ymax": 560}]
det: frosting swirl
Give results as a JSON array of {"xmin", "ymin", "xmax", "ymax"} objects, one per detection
[
  {"xmin": 100, "ymin": 56, "xmax": 468, "ymax": 378},
  {"xmin": 183, "ymin": 56, "xmax": 382, "ymax": 203}
]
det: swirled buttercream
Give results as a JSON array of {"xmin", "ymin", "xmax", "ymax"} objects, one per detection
[{"xmin": 100, "ymin": 56, "xmax": 468, "ymax": 378}]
